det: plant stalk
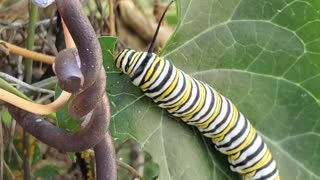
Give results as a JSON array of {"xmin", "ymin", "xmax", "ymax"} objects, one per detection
[
  {"xmin": 108, "ymin": 0, "xmax": 115, "ymax": 36},
  {"xmin": 23, "ymin": 2, "xmax": 38, "ymax": 179},
  {"xmin": 24, "ymin": 1, "xmax": 38, "ymax": 84}
]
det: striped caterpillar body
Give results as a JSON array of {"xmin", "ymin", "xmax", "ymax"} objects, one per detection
[{"xmin": 115, "ymin": 49, "xmax": 280, "ymax": 180}]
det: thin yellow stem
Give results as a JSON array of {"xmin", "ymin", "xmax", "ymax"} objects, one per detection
[
  {"xmin": 0, "ymin": 89, "xmax": 70, "ymax": 115},
  {"xmin": 117, "ymin": 160, "xmax": 144, "ymax": 180},
  {"xmin": 0, "ymin": 40, "xmax": 55, "ymax": 64},
  {"xmin": 62, "ymin": 19, "xmax": 76, "ymax": 49}
]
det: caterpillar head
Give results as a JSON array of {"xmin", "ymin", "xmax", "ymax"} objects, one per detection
[
  {"xmin": 115, "ymin": 49, "xmax": 135, "ymax": 74},
  {"xmin": 115, "ymin": 49, "xmax": 152, "ymax": 76},
  {"xmin": 115, "ymin": 0, "xmax": 173, "ymax": 77}
]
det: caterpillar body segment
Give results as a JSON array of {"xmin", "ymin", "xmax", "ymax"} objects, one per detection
[{"xmin": 115, "ymin": 49, "xmax": 280, "ymax": 180}]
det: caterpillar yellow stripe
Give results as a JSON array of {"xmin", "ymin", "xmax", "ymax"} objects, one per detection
[{"xmin": 115, "ymin": 49, "xmax": 280, "ymax": 180}]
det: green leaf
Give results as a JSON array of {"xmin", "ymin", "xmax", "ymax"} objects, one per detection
[
  {"xmin": 34, "ymin": 165, "xmax": 60, "ymax": 179},
  {"xmin": 161, "ymin": 0, "xmax": 320, "ymax": 179},
  {"xmin": 32, "ymin": 144, "xmax": 42, "ymax": 165},
  {"xmin": 1, "ymin": 110, "xmax": 12, "ymax": 127},
  {"xmin": 99, "ymin": 36, "xmax": 118, "ymax": 72},
  {"xmin": 144, "ymin": 152, "xmax": 160, "ymax": 180},
  {"xmin": 55, "ymin": 86, "xmax": 80, "ymax": 131},
  {"xmin": 105, "ymin": 0, "xmax": 320, "ymax": 179}
]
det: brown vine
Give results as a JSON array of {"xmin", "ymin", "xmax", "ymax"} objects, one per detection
[{"xmin": 6, "ymin": 0, "xmax": 116, "ymax": 179}]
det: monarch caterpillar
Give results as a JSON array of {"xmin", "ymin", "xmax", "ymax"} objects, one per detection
[{"xmin": 115, "ymin": 1, "xmax": 280, "ymax": 180}]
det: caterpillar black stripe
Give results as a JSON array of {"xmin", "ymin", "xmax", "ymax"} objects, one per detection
[{"xmin": 114, "ymin": 1, "xmax": 280, "ymax": 179}]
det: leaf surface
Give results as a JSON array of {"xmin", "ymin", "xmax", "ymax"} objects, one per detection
[{"xmin": 105, "ymin": 0, "xmax": 320, "ymax": 179}]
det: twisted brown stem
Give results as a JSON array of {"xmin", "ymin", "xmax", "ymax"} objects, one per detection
[
  {"xmin": 56, "ymin": 0, "xmax": 102, "ymax": 89},
  {"xmin": 7, "ymin": 94, "xmax": 110, "ymax": 152},
  {"xmin": 94, "ymin": 132, "xmax": 117, "ymax": 180},
  {"xmin": 7, "ymin": 0, "xmax": 116, "ymax": 179}
]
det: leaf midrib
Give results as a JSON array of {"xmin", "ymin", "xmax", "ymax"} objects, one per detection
[{"xmin": 163, "ymin": 19, "xmax": 306, "ymax": 59}]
